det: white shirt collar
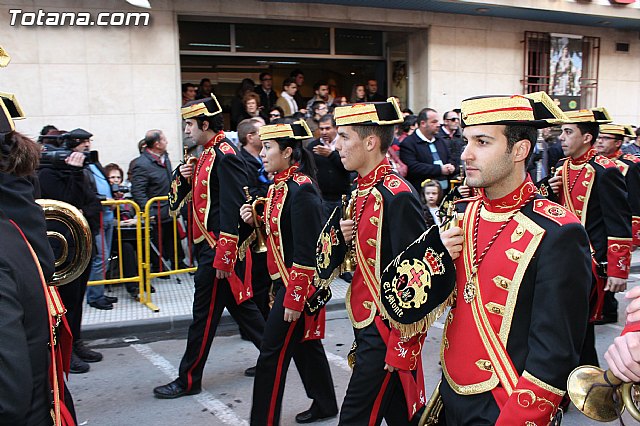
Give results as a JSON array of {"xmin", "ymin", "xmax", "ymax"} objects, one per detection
[{"xmin": 415, "ymin": 128, "xmax": 435, "ymax": 143}]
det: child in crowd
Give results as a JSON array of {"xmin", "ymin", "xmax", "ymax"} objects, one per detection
[{"xmin": 421, "ymin": 179, "xmax": 443, "ymax": 227}]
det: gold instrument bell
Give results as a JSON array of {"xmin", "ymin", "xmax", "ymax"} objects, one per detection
[
  {"xmin": 567, "ymin": 365, "xmax": 640, "ymax": 422},
  {"xmin": 0, "ymin": 45, "xmax": 10, "ymax": 68},
  {"xmin": 243, "ymin": 187, "xmax": 268, "ymax": 254},
  {"xmin": 37, "ymin": 199, "xmax": 93, "ymax": 286},
  {"xmin": 340, "ymin": 194, "xmax": 355, "ymax": 273}
]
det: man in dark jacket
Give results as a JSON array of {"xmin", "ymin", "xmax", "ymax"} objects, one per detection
[
  {"xmin": 131, "ymin": 129, "xmax": 184, "ymax": 277},
  {"xmin": 436, "ymin": 110, "xmax": 465, "ymax": 169},
  {"xmin": 399, "ymin": 107, "xmax": 457, "ymax": 193},
  {"xmin": 255, "ymin": 72, "xmax": 278, "ymax": 113}
]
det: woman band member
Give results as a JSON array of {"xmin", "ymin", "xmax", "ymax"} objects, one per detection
[{"xmin": 241, "ymin": 119, "xmax": 338, "ymax": 425}]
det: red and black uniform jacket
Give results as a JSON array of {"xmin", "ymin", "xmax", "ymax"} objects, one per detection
[
  {"xmin": 605, "ymin": 150, "xmax": 640, "ymax": 247},
  {"xmin": 442, "ymin": 178, "xmax": 591, "ymax": 425},
  {"xmin": 169, "ymin": 132, "xmax": 252, "ymax": 303},
  {"xmin": 263, "ymin": 165, "xmax": 325, "ymax": 340}
]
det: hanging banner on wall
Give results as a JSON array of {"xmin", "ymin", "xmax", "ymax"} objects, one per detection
[{"xmin": 549, "ymin": 33, "xmax": 583, "ymax": 110}]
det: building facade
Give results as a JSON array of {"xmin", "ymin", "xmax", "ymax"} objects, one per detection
[{"xmin": 1, "ymin": 0, "xmax": 639, "ymax": 167}]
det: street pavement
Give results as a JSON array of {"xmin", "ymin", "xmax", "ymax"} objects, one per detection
[{"xmin": 68, "ymin": 289, "xmax": 639, "ymax": 426}]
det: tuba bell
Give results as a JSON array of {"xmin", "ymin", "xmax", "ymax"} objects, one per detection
[
  {"xmin": 567, "ymin": 365, "xmax": 640, "ymax": 422},
  {"xmin": 0, "ymin": 45, "xmax": 10, "ymax": 68},
  {"xmin": 243, "ymin": 187, "xmax": 268, "ymax": 253},
  {"xmin": 36, "ymin": 199, "xmax": 92, "ymax": 286}
]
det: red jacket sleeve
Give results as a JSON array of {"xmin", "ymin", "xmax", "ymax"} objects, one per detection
[
  {"xmin": 384, "ymin": 328, "xmax": 425, "ymax": 371},
  {"xmin": 496, "ymin": 372, "xmax": 564, "ymax": 426},
  {"xmin": 283, "ymin": 264, "xmax": 314, "ymax": 312}
]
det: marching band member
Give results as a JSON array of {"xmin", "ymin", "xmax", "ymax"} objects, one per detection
[
  {"xmin": 332, "ymin": 98, "xmax": 429, "ymax": 425},
  {"xmin": 241, "ymin": 119, "xmax": 337, "ymax": 425},
  {"xmin": 153, "ymin": 96, "xmax": 266, "ymax": 399},
  {"xmin": 440, "ymin": 93, "xmax": 591, "ymax": 425},
  {"xmin": 549, "ymin": 109, "xmax": 632, "ymax": 365}
]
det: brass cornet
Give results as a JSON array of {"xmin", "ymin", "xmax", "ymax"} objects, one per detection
[
  {"xmin": 243, "ymin": 187, "xmax": 267, "ymax": 253},
  {"xmin": 340, "ymin": 194, "xmax": 355, "ymax": 273},
  {"xmin": 567, "ymin": 365, "xmax": 640, "ymax": 422}
]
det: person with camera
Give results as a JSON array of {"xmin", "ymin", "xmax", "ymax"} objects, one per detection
[{"xmin": 38, "ymin": 127, "xmax": 111, "ymax": 373}]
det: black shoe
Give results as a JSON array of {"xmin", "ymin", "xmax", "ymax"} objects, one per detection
[
  {"xmin": 70, "ymin": 353, "xmax": 90, "ymax": 374},
  {"xmin": 295, "ymin": 407, "xmax": 338, "ymax": 424},
  {"xmin": 153, "ymin": 380, "xmax": 201, "ymax": 399},
  {"xmin": 104, "ymin": 295, "xmax": 118, "ymax": 304},
  {"xmin": 74, "ymin": 341, "xmax": 103, "ymax": 363},
  {"xmin": 244, "ymin": 366, "xmax": 256, "ymax": 377},
  {"xmin": 595, "ymin": 315, "xmax": 618, "ymax": 325},
  {"xmin": 89, "ymin": 300, "xmax": 113, "ymax": 310}
]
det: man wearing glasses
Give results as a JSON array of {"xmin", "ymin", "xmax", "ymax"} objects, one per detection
[
  {"xmin": 255, "ymin": 72, "xmax": 278, "ymax": 112},
  {"xmin": 437, "ymin": 110, "xmax": 465, "ymax": 169}
]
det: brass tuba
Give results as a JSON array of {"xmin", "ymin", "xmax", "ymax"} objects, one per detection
[
  {"xmin": 567, "ymin": 365, "xmax": 640, "ymax": 422},
  {"xmin": 340, "ymin": 194, "xmax": 355, "ymax": 273},
  {"xmin": 243, "ymin": 187, "xmax": 267, "ymax": 253},
  {"xmin": 36, "ymin": 199, "xmax": 92, "ymax": 286},
  {"xmin": 0, "ymin": 45, "xmax": 10, "ymax": 68}
]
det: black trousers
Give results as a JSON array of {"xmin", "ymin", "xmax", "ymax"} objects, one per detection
[
  {"xmin": 439, "ymin": 377, "xmax": 500, "ymax": 426},
  {"xmin": 579, "ymin": 322, "xmax": 599, "ymax": 367},
  {"xmin": 57, "ymin": 265, "xmax": 91, "ymax": 343},
  {"xmin": 250, "ymin": 251, "xmax": 272, "ymax": 320},
  {"xmin": 176, "ymin": 243, "xmax": 266, "ymax": 391},
  {"xmin": 601, "ymin": 290, "xmax": 619, "ymax": 320},
  {"xmin": 339, "ymin": 322, "xmax": 417, "ymax": 426},
  {"xmin": 251, "ymin": 283, "xmax": 337, "ymax": 426}
]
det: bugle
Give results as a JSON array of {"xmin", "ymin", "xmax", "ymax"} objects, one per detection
[{"xmin": 243, "ymin": 186, "xmax": 267, "ymax": 253}]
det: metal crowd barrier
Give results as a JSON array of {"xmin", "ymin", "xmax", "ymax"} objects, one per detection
[{"xmin": 87, "ymin": 197, "xmax": 196, "ymax": 312}]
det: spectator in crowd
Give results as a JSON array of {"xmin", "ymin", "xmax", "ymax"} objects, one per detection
[
  {"xmin": 437, "ymin": 110, "xmax": 465, "ymax": 168},
  {"xmin": 241, "ymin": 92, "xmax": 266, "ymax": 122},
  {"xmin": 255, "ymin": 72, "xmax": 278, "ymax": 112},
  {"xmin": 268, "ymin": 105, "xmax": 284, "ymax": 123},
  {"xmin": 276, "ymin": 77, "xmax": 300, "ymax": 117},
  {"xmin": 181, "ymin": 83, "xmax": 197, "ymax": 106},
  {"xmin": 332, "ymin": 96, "xmax": 348, "ymax": 110},
  {"xmin": 623, "ymin": 127, "xmax": 640, "ymax": 157},
  {"xmin": 231, "ymin": 78, "xmax": 256, "ymax": 130},
  {"xmin": 350, "ymin": 84, "xmax": 366, "ymax": 103},
  {"xmin": 306, "ymin": 114, "xmax": 351, "ymax": 220},
  {"xmin": 365, "ymin": 78, "xmax": 385, "ymax": 102},
  {"xmin": 39, "ymin": 128, "xmax": 106, "ymax": 373},
  {"xmin": 131, "ymin": 129, "xmax": 184, "ymax": 275},
  {"xmin": 305, "ymin": 100, "xmax": 328, "ymax": 140},
  {"xmin": 306, "ymin": 80, "xmax": 334, "ymax": 111},
  {"xmin": 399, "ymin": 107, "xmax": 456, "ymax": 192},
  {"xmin": 290, "ymin": 69, "xmax": 306, "ymax": 110},
  {"xmin": 237, "ymin": 118, "xmax": 272, "ymax": 320},
  {"xmin": 420, "ymin": 179, "xmax": 443, "ymax": 227},
  {"xmin": 397, "ymin": 114, "xmax": 418, "ymax": 143},
  {"xmin": 196, "ymin": 78, "xmax": 213, "ymax": 99},
  {"xmin": 402, "ymin": 108, "xmax": 414, "ymax": 117}
]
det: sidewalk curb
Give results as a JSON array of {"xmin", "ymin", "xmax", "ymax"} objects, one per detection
[{"xmin": 83, "ymin": 298, "xmax": 348, "ymax": 341}]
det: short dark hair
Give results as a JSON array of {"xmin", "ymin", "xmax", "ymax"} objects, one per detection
[
  {"xmin": 199, "ymin": 78, "xmax": 210, "ymax": 85},
  {"xmin": 635, "ymin": 127, "xmax": 640, "ymax": 138},
  {"xmin": 237, "ymin": 119, "xmax": 259, "ymax": 146},
  {"xmin": 259, "ymin": 72, "xmax": 271, "ymax": 81},
  {"xmin": 352, "ymin": 125, "xmax": 395, "ymax": 153},
  {"xmin": 290, "ymin": 69, "xmax": 304, "ymax": 78},
  {"xmin": 313, "ymin": 80, "xmax": 328, "ymax": 91},
  {"xmin": 311, "ymin": 100, "xmax": 326, "ymax": 112},
  {"xmin": 182, "ymin": 82, "xmax": 196, "ymax": 93},
  {"xmin": 576, "ymin": 122, "xmax": 599, "ymax": 145},
  {"xmin": 401, "ymin": 115, "xmax": 418, "ymax": 133},
  {"xmin": 0, "ymin": 131, "xmax": 40, "ymax": 177},
  {"xmin": 443, "ymin": 111, "xmax": 457, "ymax": 121},
  {"xmin": 503, "ymin": 125, "xmax": 537, "ymax": 165},
  {"xmin": 144, "ymin": 130, "xmax": 162, "ymax": 148},
  {"xmin": 40, "ymin": 124, "xmax": 58, "ymax": 136},
  {"xmin": 318, "ymin": 114, "xmax": 336, "ymax": 127},
  {"xmin": 282, "ymin": 77, "xmax": 296, "ymax": 89},
  {"xmin": 194, "ymin": 114, "xmax": 224, "ymax": 133},
  {"xmin": 417, "ymin": 107, "xmax": 437, "ymax": 124},
  {"xmin": 269, "ymin": 106, "xmax": 284, "ymax": 117}
]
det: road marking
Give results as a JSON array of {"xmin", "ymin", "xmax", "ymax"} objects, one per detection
[
  {"xmin": 325, "ymin": 351, "xmax": 351, "ymax": 372},
  {"xmin": 132, "ymin": 343, "xmax": 248, "ymax": 426}
]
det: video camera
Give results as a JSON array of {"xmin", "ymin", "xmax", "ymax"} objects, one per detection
[{"xmin": 39, "ymin": 143, "xmax": 99, "ymax": 168}]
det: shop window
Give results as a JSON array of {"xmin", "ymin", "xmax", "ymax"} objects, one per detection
[
  {"xmin": 234, "ymin": 24, "xmax": 330, "ymax": 54},
  {"xmin": 335, "ymin": 28, "xmax": 383, "ymax": 56},
  {"xmin": 179, "ymin": 21, "xmax": 231, "ymax": 52}
]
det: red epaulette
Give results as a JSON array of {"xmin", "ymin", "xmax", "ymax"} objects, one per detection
[
  {"xmin": 532, "ymin": 198, "xmax": 579, "ymax": 226},
  {"xmin": 622, "ymin": 153, "xmax": 640, "ymax": 164},
  {"xmin": 593, "ymin": 155, "xmax": 617, "ymax": 169},
  {"xmin": 218, "ymin": 141, "xmax": 237, "ymax": 155},
  {"xmin": 292, "ymin": 173, "xmax": 312, "ymax": 186},
  {"xmin": 382, "ymin": 174, "xmax": 412, "ymax": 195}
]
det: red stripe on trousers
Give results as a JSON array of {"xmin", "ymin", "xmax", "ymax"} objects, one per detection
[
  {"xmin": 267, "ymin": 321, "xmax": 297, "ymax": 426},
  {"xmin": 186, "ymin": 277, "xmax": 219, "ymax": 391},
  {"xmin": 369, "ymin": 372, "xmax": 391, "ymax": 426}
]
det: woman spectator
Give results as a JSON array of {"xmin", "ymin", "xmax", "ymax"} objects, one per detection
[
  {"xmin": 240, "ymin": 92, "xmax": 266, "ymax": 123},
  {"xmin": 349, "ymin": 84, "xmax": 366, "ymax": 103},
  {"xmin": 231, "ymin": 78, "xmax": 256, "ymax": 130}
]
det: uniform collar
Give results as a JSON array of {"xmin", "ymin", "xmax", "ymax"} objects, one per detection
[
  {"xmin": 478, "ymin": 176, "xmax": 537, "ymax": 213},
  {"xmin": 605, "ymin": 149, "xmax": 624, "ymax": 159},
  {"xmin": 203, "ymin": 131, "xmax": 226, "ymax": 150},
  {"xmin": 357, "ymin": 158, "xmax": 392, "ymax": 191},
  {"xmin": 274, "ymin": 164, "xmax": 299, "ymax": 184},
  {"xmin": 570, "ymin": 147, "xmax": 596, "ymax": 165}
]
